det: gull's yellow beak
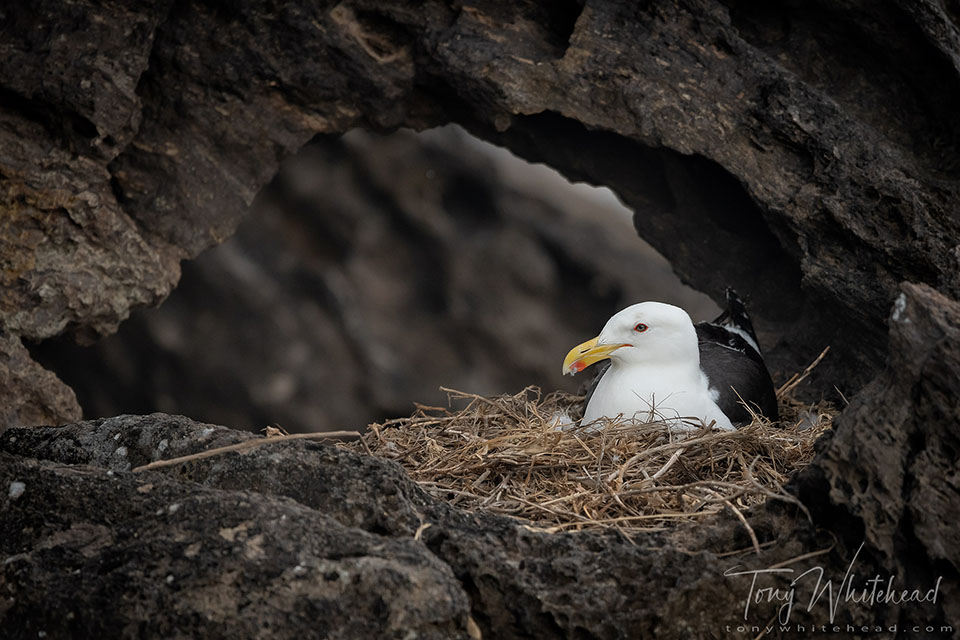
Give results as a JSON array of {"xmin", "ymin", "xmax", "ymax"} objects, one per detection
[{"xmin": 562, "ymin": 337, "xmax": 628, "ymax": 376}]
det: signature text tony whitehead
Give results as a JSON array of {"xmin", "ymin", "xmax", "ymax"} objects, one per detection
[{"xmin": 724, "ymin": 543, "xmax": 942, "ymax": 625}]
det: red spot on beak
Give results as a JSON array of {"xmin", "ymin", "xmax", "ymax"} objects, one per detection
[{"xmin": 571, "ymin": 361, "xmax": 586, "ymax": 373}]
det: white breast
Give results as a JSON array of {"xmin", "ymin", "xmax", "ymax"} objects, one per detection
[{"xmin": 583, "ymin": 363, "xmax": 735, "ymax": 431}]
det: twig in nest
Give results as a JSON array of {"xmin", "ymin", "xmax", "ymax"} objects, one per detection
[
  {"xmin": 414, "ymin": 522, "xmax": 432, "ymax": 541},
  {"xmin": 777, "ymin": 346, "xmax": 830, "ymax": 398},
  {"xmin": 707, "ymin": 487, "xmax": 761, "ymax": 555},
  {"xmin": 346, "ymin": 382, "xmax": 834, "ymax": 536},
  {"xmin": 614, "ymin": 429, "xmax": 735, "ymax": 485},
  {"xmin": 132, "ymin": 431, "xmax": 360, "ymax": 472},
  {"xmin": 651, "ymin": 447, "xmax": 685, "ymax": 480}
]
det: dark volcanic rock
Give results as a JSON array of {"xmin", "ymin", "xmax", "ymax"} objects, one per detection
[
  {"xmin": 793, "ymin": 283, "xmax": 960, "ymax": 625},
  {"xmin": 5, "ymin": 0, "xmax": 960, "ymax": 424},
  {"xmin": 0, "ymin": 453, "xmax": 470, "ymax": 639},
  {"xmin": 0, "ymin": 414, "xmax": 822, "ymax": 639},
  {"xmin": 2, "ymin": 1, "xmax": 960, "ymax": 636}
]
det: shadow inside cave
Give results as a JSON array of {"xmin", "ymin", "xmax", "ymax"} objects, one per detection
[{"xmin": 29, "ymin": 125, "xmax": 720, "ymax": 433}]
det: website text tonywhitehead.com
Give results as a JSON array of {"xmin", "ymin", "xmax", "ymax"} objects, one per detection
[
  {"xmin": 722, "ymin": 623, "xmax": 953, "ymax": 637},
  {"xmin": 720, "ymin": 542, "xmax": 946, "ymax": 636},
  {"xmin": 722, "ymin": 623, "xmax": 953, "ymax": 638}
]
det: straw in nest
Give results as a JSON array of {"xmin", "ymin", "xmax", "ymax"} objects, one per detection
[{"xmin": 346, "ymin": 349, "xmax": 834, "ymax": 543}]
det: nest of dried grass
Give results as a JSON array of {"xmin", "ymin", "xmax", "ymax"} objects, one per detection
[{"xmin": 345, "ymin": 350, "xmax": 834, "ymax": 541}]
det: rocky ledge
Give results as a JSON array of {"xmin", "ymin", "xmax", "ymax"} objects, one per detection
[{"xmin": 2, "ymin": 283, "xmax": 957, "ymax": 638}]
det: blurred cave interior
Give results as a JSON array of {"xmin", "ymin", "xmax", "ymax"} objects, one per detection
[{"xmin": 30, "ymin": 124, "xmax": 720, "ymax": 434}]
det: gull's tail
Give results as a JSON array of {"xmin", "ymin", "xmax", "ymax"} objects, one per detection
[{"xmin": 711, "ymin": 288, "xmax": 762, "ymax": 354}]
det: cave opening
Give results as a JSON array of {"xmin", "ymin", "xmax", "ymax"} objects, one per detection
[
  {"xmin": 27, "ymin": 118, "xmax": 833, "ymax": 546},
  {"xmin": 30, "ymin": 124, "xmax": 725, "ymax": 435},
  {"xmin": 464, "ymin": 111, "xmax": 810, "ymax": 378}
]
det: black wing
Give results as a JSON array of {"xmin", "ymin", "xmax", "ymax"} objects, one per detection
[
  {"xmin": 695, "ymin": 335, "xmax": 779, "ymax": 424},
  {"xmin": 696, "ymin": 289, "xmax": 778, "ymax": 424}
]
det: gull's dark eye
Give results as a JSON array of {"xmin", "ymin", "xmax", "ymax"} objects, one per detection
[{"xmin": 634, "ymin": 323, "xmax": 648, "ymax": 333}]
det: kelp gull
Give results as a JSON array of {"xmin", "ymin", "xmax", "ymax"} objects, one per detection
[{"xmin": 562, "ymin": 290, "xmax": 778, "ymax": 430}]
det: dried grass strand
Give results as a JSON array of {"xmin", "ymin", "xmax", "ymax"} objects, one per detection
[
  {"xmin": 344, "ymin": 354, "xmax": 833, "ymax": 538},
  {"xmin": 133, "ymin": 430, "xmax": 360, "ymax": 472}
]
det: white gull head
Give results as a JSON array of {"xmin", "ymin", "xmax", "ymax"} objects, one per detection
[{"xmin": 563, "ymin": 302, "xmax": 734, "ymax": 431}]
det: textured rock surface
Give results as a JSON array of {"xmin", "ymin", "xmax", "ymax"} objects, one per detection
[
  {"xmin": 2, "ymin": 0, "xmax": 960, "ymax": 636},
  {"xmin": 30, "ymin": 128, "xmax": 716, "ymax": 431},
  {"xmin": 0, "ymin": 332, "xmax": 79, "ymax": 428},
  {"xmin": 0, "ymin": 447, "xmax": 471, "ymax": 638},
  {"xmin": 794, "ymin": 282, "xmax": 960, "ymax": 625},
  {"xmin": 5, "ymin": 0, "xmax": 960, "ymax": 425},
  {"xmin": 0, "ymin": 414, "xmax": 826, "ymax": 638}
]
